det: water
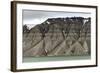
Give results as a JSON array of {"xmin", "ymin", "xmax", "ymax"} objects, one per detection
[{"xmin": 23, "ymin": 55, "xmax": 91, "ymax": 62}]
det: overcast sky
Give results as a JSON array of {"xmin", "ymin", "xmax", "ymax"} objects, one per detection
[{"xmin": 23, "ymin": 10, "xmax": 91, "ymax": 29}]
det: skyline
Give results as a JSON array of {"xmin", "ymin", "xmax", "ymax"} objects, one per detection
[{"xmin": 23, "ymin": 10, "xmax": 91, "ymax": 29}]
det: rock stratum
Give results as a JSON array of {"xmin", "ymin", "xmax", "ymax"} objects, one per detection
[{"xmin": 23, "ymin": 17, "xmax": 91, "ymax": 57}]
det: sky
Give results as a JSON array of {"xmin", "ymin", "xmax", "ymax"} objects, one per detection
[{"xmin": 23, "ymin": 10, "xmax": 91, "ymax": 29}]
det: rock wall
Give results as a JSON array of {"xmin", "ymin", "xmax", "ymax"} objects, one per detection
[{"xmin": 23, "ymin": 17, "xmax": 91, "ymax": 57}]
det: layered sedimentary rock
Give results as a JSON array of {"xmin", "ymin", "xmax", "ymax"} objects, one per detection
[{"xmin": 23, "ymin": 17, "xmax": 91, "ymax": 57}]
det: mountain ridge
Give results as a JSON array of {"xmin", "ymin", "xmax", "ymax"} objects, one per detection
[{"xmin": 23, "ymin": 17, "xmax": 91, "ymax": 57}]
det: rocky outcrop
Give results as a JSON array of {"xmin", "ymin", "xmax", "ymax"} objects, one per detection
[{"xmin": 23, "ymin": 17, "xmax": 91, "ymax": 57}]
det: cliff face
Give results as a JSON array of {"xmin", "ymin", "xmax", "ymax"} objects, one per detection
[{"xmin": 23, "ymin": 17, "xmax": 91, "ymax": 57}]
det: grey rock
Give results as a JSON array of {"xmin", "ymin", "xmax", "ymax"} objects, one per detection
[{"xmin": 23, "ymin": 17, "xmax": 91, "ymax": 57}]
